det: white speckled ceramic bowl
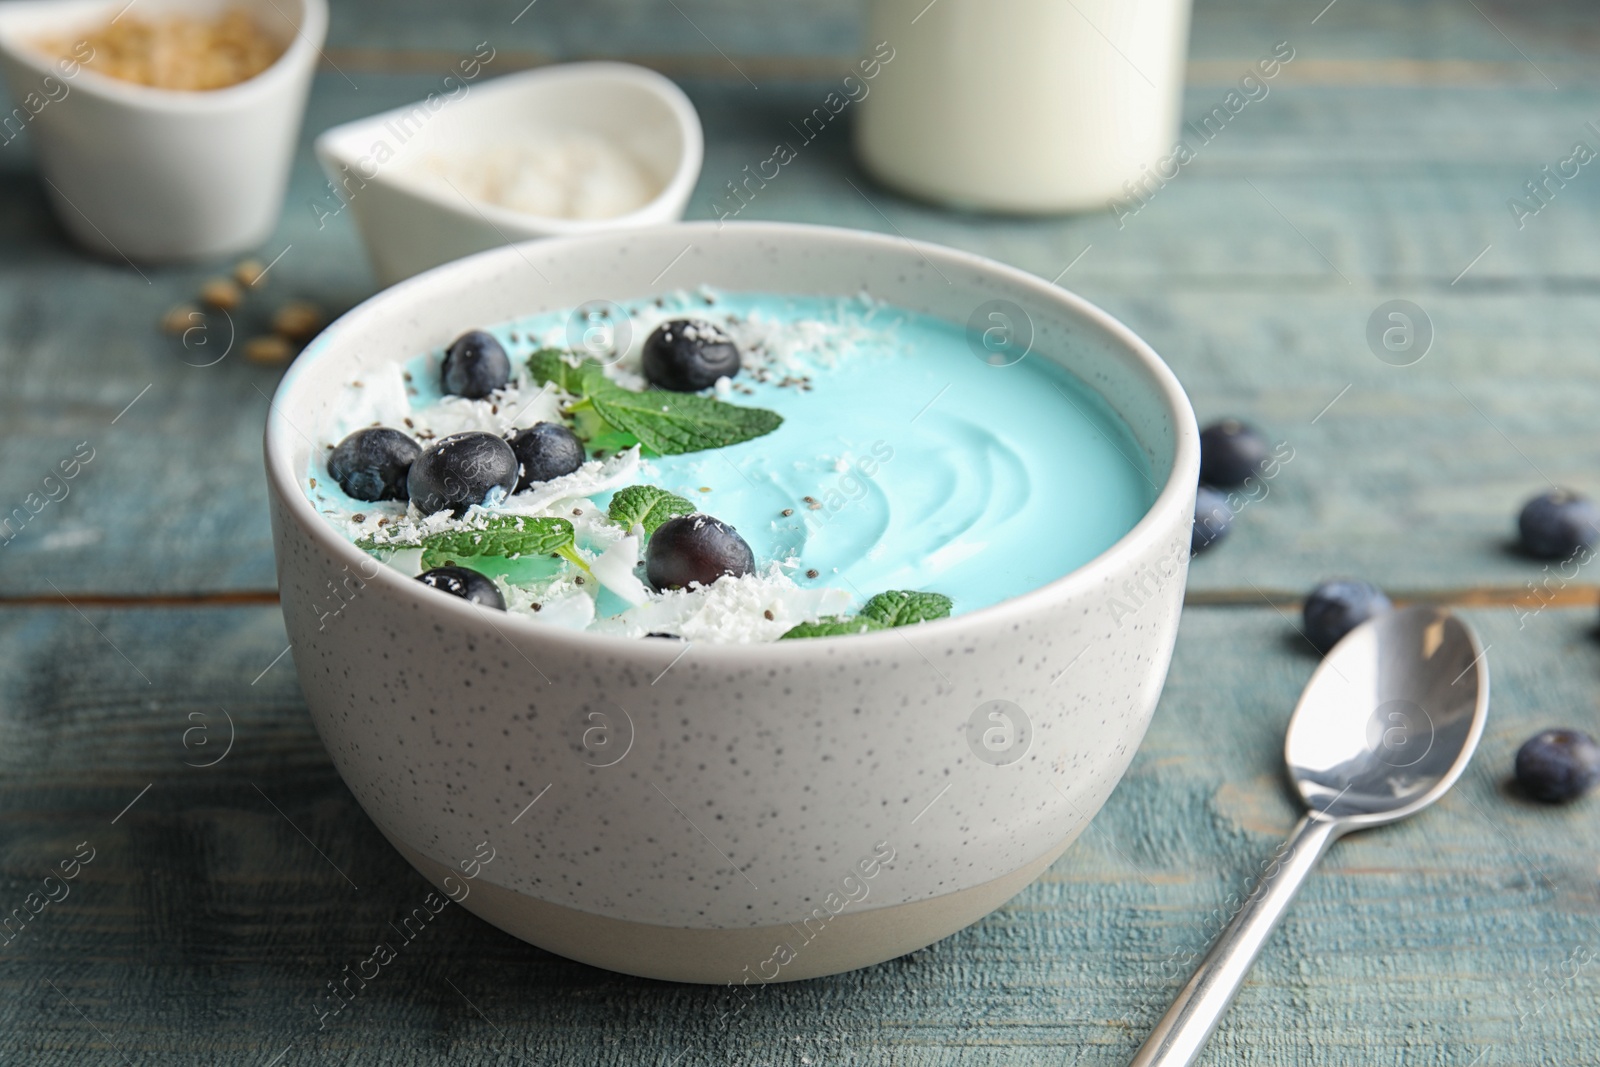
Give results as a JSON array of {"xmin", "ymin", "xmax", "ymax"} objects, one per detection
[{"xmin": 265, "ymin": 221, "xmax": 1198, "ymax": 984}]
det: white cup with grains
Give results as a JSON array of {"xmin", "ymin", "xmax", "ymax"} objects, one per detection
[{"xmin": 0, "ymin": 0, "xmax": 326, "ymax": 262}]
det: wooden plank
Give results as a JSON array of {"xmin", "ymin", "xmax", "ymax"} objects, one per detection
[
  {"xmin": 0, "ymin": 602, "xmax": 1595, "ymax": 1063},
  {"xmin": 321, "ymin": 0, "xmax": 863, "ymax": 64},
  {"xmin": 303, "ymin": 0, "xmax": 1600, "ymax": 73},
  {"xmin": 313, "ymin": 52, "xmax": 1600, "ymax": 89}
]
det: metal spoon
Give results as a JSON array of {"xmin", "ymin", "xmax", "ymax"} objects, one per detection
[{"xmin": 1129, "ymin": 605, "xmax": 1489, "ymax": 1067}]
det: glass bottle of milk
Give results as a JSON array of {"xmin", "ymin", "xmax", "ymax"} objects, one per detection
[{"xmin": 855, "ymin": 0, "xmax": 1192, "ymax": 213}]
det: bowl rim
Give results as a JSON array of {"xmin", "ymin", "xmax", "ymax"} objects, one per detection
[
  {"xmin": 310, "ymin": 61, "xmax": 706, "ymax": 235},
  {"xmin": 0, "ymin": 0, "xmax": 326, "ymax": 112},
  {"xmin": 265, "ymin": 219, "xmax": 1198, "ymax": 657}
]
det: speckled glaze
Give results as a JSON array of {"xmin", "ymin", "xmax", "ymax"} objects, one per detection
[{"xmin": 265, "ymin": 221, "xmax": 1198, "ymax": 982}]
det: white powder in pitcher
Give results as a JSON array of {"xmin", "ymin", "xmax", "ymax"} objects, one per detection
[{"xmin": 415, "ymin": 132, "xmax": 659, "ymax": 220}]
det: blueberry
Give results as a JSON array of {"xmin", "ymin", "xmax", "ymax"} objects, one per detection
[
  {"xmin": 1515, "ymin": 728, "xmax": 1600, "ymax": 803},
  {"xmin": 1517, "ymin": 489, "xmax": 1600, "ymax": 560},
  {"xmin": 416, "ymin": 566, "xmax": 505, "ymax": 610},
  {"xmin": 645, "ymin": 514, "xmax": 755, "ymax": 590},
  {"xmin": 406, "ymin": 431, "xmax": 518, "ymax": 516},
  {"xmin": 441, "ymin": 329, "xmax": 511, "ymax": 399},
  {"xmin": 641, "ymin": 319, "xmax": 741, "ymax": 392},
  {"xmin": 1191, "ymin": 486, "xmax": 1234, "ymax": 555},
  {"xmin": 327, "ymin": 427, "xmax": 420, "ymax": 502},
  {"xmin": 506, "ymin": 421, "xmax": 585, "ymax": 490},
  {"xmin": 1199, "ymin": 419, "xmax": 1270, "ymax": 487},
  {"xmin": 1301, "ymin": 579, "xmax": 1392, "ymax": 654}
]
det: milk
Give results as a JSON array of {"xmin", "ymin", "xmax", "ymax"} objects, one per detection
[{"xmin": 855, "ymin": 0, "xmax": 1192, "ymax": 212}]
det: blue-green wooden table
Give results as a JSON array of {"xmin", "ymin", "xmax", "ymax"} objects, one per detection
[{"xmin": 4, "ymin": 0, "xmax": 1600, "ymax": 1062}]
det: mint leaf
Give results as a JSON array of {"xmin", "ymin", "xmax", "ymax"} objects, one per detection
[
  {"xmin": 586, "ymin": 381, "xmax": 782, "ymax": 456},
  {"xmin": 526, "ymin": 348, "xmax": 589, "ymax": 394},
  {"xmin": 418, "ymin": 516, "xmax": 575, "ymax": 570},
  {"xmin": 860, "ymin": 590, "xmax": 954, "ymax": 627},
  {"xmin": 781, "ymin": 591, "xmax": 954, "ymax": 639},
  {"xmin": 567, "ymin": 399, "xmax": 635, "ymax": 453},
  {"xmin": 529, "ymin": 350, "xmax": 782, "ymax": 456},
  {"xmin": 779, "ymin": 616, "xmax": 887, "ymax": 640},
  {"xmin": 608, "ymin": 485, "xmax": 696, "ymax": 535},
  {"xmin": 355, "ymin": 532, "xmax": 421, "ymax": 551}
]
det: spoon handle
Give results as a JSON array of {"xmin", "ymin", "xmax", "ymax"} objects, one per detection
[{"xmin": 1127, "ymin": 814, "xmax": 1342, "ymax": 1067}]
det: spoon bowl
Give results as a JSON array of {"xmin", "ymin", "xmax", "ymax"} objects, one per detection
[{"xmin": 1288, "ymin": 606, "xmax": 1488, "ymax": 828}]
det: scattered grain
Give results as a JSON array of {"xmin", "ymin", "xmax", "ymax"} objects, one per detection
[
  {"xmin": 160, "ymin": 303, "xmax": 200, "ymax": 334},
  {"xmin": 234, "ymin": 258, "xmax": 266, "ymax": 287},
  {"xmin": 200, "ymin": 277, "xmax": 242, "ymax": 310},
  {"xmin": 244, "ymin": 334, "xmax": 293, "ymax": 364},
  {"xmin": 272, "ymin": 300, "xmax": 324, "ymax": 341}
]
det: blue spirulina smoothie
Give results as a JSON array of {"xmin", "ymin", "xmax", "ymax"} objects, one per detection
[{"xmin": 307, "ymin": 290, "xmax": 1155, "ymax": 642}]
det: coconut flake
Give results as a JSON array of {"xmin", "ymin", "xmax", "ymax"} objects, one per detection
[
  {"xmin": 502, "ymin": 578, "xmax": 596, "ymax": 630},
  {"xmin": 591, "ymin": 534, "xmax": 648, "ymax": 606},
  {"xmin": 495, "ymin": 448, "xmax": 641, "ymax": 517},
  {"xmin": 327, "ymin": 363, "xmax": 410, "ymax": 439}
]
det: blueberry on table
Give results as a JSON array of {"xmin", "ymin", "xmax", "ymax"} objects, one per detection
[
  {"xmin": 1515, "ymin": 728, "xmax": 1600, "ymax": 803},
  {"xmin": 441, "ymin": 329, "xmax": 511, "ymax": 399},
  {"xmin": 1301, "ymin": 579, "xmax": 1391, "ymax": 654},
  {"xmin": 645, "ymin": 514, "xmax": 755, "ymax": 591},
  {"xmin": 406, "ymin": 431, "xmax": 519, "ymax": 516},
  {"xmin": 1191, "ymin": 485, "xmax": 1234, "ymax": 555},
  {"xmin": 416, "ymin": 566, "xmax": 506, "ymax": 610},
  {"xmin": 1199, "ymin": 419, "xmax": 1269, "ymax": 487},
  {"xmin": 642, "ymin": 319, "xmax": 741, "ymax": 392},
  {"xmin": 506, "ymin": 421, "xmax": 586, "ymax": 490},
  {"xmin": 1517, "ymin": 489, "xmax": 1600, "ymax": 559},
  {"xmin": 327, "ymin": 427, "xmax": 420, "ymax": 502}
]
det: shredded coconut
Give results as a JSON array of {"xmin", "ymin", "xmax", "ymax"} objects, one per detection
[
  {"xmin": 411, "ymin": 134, "xmax": 660, "ymax": 220},
  {"xmin": 590, "ymin": 566, "xmax": 853, "ymax": 643}
]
